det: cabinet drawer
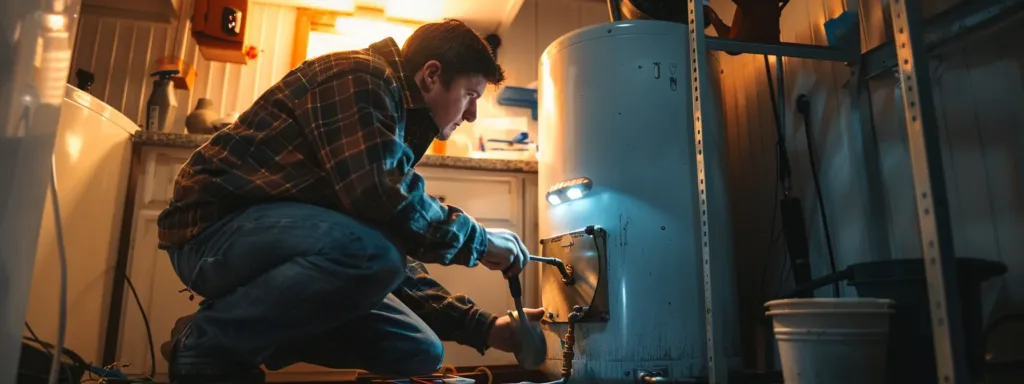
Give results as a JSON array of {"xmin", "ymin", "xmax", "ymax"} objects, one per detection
[
  {"xmin": 417, "ymin": 167, "xmax": 523, "ymax": 228},
  {"xmin": 138, "ymin": 147, "xmax": 193, "ymax": 209}
]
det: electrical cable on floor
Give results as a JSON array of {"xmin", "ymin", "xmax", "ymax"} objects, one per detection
[
  {"xmin": 124, "ymin": 274, "xmax": 158, "ymax": 378},
  {"xmin": 24, "ymin": 322, "xmax": 73, "ymax": 383},
  {"xmin": 471, "ymin": 366, "xmax": 494, "ymax": 384},
  {"xmin": 796, "ymin": 94, "xmax": 840, "ymax": 297},
  {"xmin": 48, "ymin": 154, "xmax": 69, "ymax": 384}
]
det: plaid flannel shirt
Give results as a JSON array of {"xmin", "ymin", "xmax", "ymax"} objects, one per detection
[{"xmin": 157, "ymin": 38, "xmax": 497, "ymax": 354}]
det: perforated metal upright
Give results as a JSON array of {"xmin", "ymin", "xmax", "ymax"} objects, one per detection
[{"xmin": 684, "ymin": 0, "xmax": 1024, "ymax": 382}]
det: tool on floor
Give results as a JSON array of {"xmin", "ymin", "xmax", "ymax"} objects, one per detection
[{"xmin": 505, "ymin": 261, "xmax": 546, "ymax": 370}]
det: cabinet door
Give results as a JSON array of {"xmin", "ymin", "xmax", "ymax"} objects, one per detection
[
  {"xmin": 416, "ymin": 167, "xmax": 525, "ymax": 368},
  {"xmin": 117, "ymin": 147, "xmax": 196, "ymax": 377},
  {"xmin": 523, "ymin": 174, "xmax": 540, "ymax": 308}
]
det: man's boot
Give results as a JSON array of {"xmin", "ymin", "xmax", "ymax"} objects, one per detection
[{"xmin": 163, "ymin": 313, "xmax": 266, "ymax": 384}]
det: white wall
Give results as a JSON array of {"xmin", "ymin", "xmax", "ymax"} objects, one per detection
[{"xmin": 708, "ymin": 0, "xmax": 1024, "ymax": 364}]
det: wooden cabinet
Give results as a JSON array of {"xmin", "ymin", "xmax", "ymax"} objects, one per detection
[
  {"xmin": 416, "ymin": 167, "xmax": 525, "ymax": 368},
  {"xmin": 115, "ymin": 145, "xmax": 538, "ymax": 380},
  {"xmin": 82, "ymin": 0, "xmax": 183, "ymax": 24},
  {"xmin": 192, "ymin": 0, "xmax": 255, "ymax": 64}
]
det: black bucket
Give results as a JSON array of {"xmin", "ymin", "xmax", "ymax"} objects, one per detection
[{"xmin": 847, "ymin": 258, "xmax": 1007, "ymax": 383}]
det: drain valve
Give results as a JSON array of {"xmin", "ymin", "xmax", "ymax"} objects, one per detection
[{"xmin": 636, "ymin": 370, "xmax": 669, "ymax": 383}]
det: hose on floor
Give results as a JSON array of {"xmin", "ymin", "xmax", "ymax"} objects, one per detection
[
  {"xmin": 438, "ymin": 365, "xmax": 458, "ymax": 375},
  {"xmin": 472, "ymin": 366, "xmax": 494, "ymax": 384}
]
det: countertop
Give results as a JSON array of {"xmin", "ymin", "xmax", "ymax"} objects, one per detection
[{"xmin": 132, "ymin": 131, "xmax": 538, "ymax": 173}]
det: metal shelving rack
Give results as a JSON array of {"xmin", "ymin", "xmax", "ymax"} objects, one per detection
[{"xmin": 682, "ymin": 0, "xmax": 1024, "ymax": 383}]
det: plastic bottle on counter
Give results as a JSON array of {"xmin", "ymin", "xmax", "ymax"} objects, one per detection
[{"xmin": 146, "ymin": 69, "xmax": 179, "ymax": 132}]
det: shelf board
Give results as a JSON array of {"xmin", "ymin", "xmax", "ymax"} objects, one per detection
[{"xmin": 705, "ymin": 37, "xmax": 858, "ymax": 62}]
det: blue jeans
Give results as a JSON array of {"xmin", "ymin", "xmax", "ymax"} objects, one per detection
[{"xmin": 167, "ymin": 202, "xmax": 444, "ymax": 376}]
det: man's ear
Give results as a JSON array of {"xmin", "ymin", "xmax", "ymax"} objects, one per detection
[{"xmin": 421, "ymin": 60, "xmax": 443, "ymax": 91}]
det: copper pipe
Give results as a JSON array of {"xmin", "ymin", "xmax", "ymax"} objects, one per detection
[{"xmin": 559, "ymin": 306, "xmax": 586, "ymax": 382}]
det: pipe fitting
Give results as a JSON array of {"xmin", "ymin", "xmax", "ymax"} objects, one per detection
[
  {"xmin": 528, "ymin": 255, "xmax": 576, "ymax": 285},
  {"xmin": 636, "ymin": 370, "xmax": 669, "ymax": 383}
]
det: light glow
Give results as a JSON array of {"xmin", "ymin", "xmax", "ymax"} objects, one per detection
[
  {"xmin": 44, "ymin": 13, "xmax": 67, "ymax": 31},
  {"xmin": 303, "ymin": 0, "xmax": 356, "ymax": 13},
  {"xmin": 385, "ymin": 0, "xmax": 445, "ymax": 23},
  {"xmin": 307, "ymin": 15, "xmax": 418, "ymax": 60},
  {"xmin": 547, "ymin": 194, "xmax": 561, "ymax": 205},
  {"xmin": 545, "ymin": 177, "xmax": 593, "ymax": 206},
  {"xmin": 64, "ymin": 132, "xmax": 83, "ymax": 164}
]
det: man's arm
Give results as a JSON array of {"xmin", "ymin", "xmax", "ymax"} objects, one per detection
[
  {"xmin": 296, "ymin": 72, "xmax": 487, "ymax": 266},
  {"xmin": 394, "ymin": 259, "xmax": 498, "ymax": 355}
]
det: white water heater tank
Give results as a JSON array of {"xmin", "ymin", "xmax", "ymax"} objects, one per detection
[{"xmin": 536, "ymin": 20, "xmax": 743, "ymax": 382}]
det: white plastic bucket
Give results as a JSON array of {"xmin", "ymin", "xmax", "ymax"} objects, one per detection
[{"xmin": 765, "ymin": 298, "xmax": 895, "ymax": 384}]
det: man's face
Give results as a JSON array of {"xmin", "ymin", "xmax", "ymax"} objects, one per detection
[{"xmin": 416, "ymin": 61, "xmax": 488, "ymax": 140}]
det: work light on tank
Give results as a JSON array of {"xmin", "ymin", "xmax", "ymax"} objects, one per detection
[{"xmin": 546, "ymin": 177, "xmax": 593, "ymax": 205}]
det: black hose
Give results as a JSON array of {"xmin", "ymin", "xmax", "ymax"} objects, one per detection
[
  {"xmin": 607, "ymin": 0, "xmax": 623, "ymax": 21},
  {"xmin": 124, "ymin": 275, "xmax": 156, "ymax": 378},
  {"xmin": 796, "ymin": 94, "xmax": 840, "ymax": 297},
  {"xmin": 758, "ymin": 55, "xmax": 784, "ymax": 302},
  {"xmin": 780, "ymin": 268, "xmax": 853, "ymax": 299},
  {"xmin": 763, "ymin": 55, "xmax": 816, "ymax": 298},
  {"xmin": 758, "ymin": 138, "xmax": 782, "ymax": 302},
  {"xmin": 762, "ymin": 56, "xmax": 791, "ymax": 191},
  {"xmin": 529, "ymin": 255, "xmax": 574, "ymax": 284}
]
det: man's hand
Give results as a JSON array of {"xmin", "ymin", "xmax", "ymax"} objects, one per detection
[
  {"xmin": 488, "ymin": 308, "xmax": 546, "ymax": 352},
  {"xmin": 481, "ymin": 228, "xmax": 529, "ymax": 277}
]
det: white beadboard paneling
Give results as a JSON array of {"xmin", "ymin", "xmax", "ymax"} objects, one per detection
[
  {"xmin": 708, "ymin": 0, "xmax": 1024, "ymax": 365},
  {"xmin": 70, "ymin": 3, "xmax": 297, "ymax": 131},
  {"xmin": 70, "ymin": 16, "xmax": 174, "ymax": 127}
]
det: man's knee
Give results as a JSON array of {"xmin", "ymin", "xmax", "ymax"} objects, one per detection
[
  {"xmin": 326, "ymin": 216, "xmax": 406, "ymax": 291},
  {"xmin": 217, "ymin": 202, "xmax": 406, "ymax": 304},
  {"xmin": 388, "ymin": 335, "xmax": 444, "ymax": 377},
  {"xmin": 265, "ymin": 202, "xmax": 405, "ymax": 290}
]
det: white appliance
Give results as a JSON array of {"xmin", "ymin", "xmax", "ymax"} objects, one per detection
[
  {"xmin": 2, "ymin": 1, "xmax": 83, "ymax": 382},
  {"xmin": 22, "ymin": 84, "xmax": 139, "ymax": 366},
  {"xmin": 535, "ymin": 20, "xmax": 742, "ymax": 382}
]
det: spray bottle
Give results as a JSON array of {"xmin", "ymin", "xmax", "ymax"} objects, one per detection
[{"xmin": 145, "ymin": 69, "xmax": 179, "ymax": 132}]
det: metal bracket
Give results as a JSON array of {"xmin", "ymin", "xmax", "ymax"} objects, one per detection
[
  {"xmin": 538, "ymin": 225, "xmax": 609, "ymax": 323},
  {"xmin": 888, "ymin": 0, "xmax": 969, "ymax": 381},
  {"xmin": 687, "ymin": 1, "xmax": 727, "ymax": 383}
]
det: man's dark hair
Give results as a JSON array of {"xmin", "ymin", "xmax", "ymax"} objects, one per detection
[{"xmin": 402, "ymin": 19, "xmax": 506, "ymax": 87}]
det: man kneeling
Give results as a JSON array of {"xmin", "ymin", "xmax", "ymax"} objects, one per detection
[{"xmin": 158, "ymin": 19, "xmax": 544, "ymax": 383}]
